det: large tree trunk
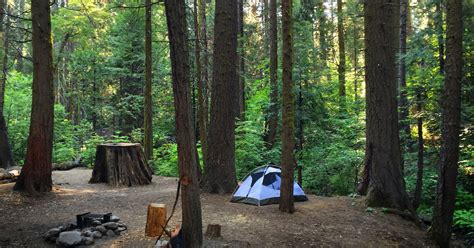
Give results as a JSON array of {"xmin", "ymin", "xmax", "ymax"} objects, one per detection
[
  {"xmin": 337, "ymin": 0, "xmax": 346, "ymax": 98},
  {"xmin": 362, "ymin": 0, "xmax": 409, "ymax": 210},
  {"xmin": 202, "ymin": 0, "xmax": 238, "ymax": 194},
  {"xmin": 430, "ymin": 0, "xmax": 463, "ymax": 246},
  {"xmin": 14, "ymin": 0, "xmax": 54, "ymax": 194},
  {"xmin": 164, "ymin": 0, "xmax": 203, "ymax": 246},
  {"xmin": 279, "ymin": 0, "xmax": 295, "ymax": 214},
  {"xmin": 265, "ymin": 0, "xmax": 278, "ymax": 149},
  {"xmin": 143, "ymin": 0, "xmax": 153, "ymax": 160},
  {"xmin": 0, "ymin": 4, "xmax": 16, "ymax": 170},
  {"xmin": 194, "ymin": 0, "xmax": 208, "ymax": 171},
  {"xmin": 398, "ymin": 0, "xmax": 410, "ymax": 145}
]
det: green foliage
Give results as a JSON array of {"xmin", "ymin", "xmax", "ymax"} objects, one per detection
[
  {"xmin": 235, "ymin": 120, "xmax": 266, "ymax": 179},
  {"xmin": 152, "ymin": 143, "xmax": 178, "ymax": 177}
]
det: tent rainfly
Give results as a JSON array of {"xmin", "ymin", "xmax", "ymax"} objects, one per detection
[{"xmin": 230, "ymin": 164, "xmax": 308, "ymax": 206}]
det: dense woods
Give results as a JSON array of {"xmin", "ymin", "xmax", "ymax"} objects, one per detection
[{"xmin": 0, "ymin": 0, "xmax": 472, "ymax": 246}]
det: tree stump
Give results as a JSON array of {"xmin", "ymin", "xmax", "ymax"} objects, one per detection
[
  {"xmin": 205, "ymin": 224, "xmax": 221, "ymax": 238},
  {"xmin": 89, "ymin": 143, "xmax": 153, "ymax": 187},
  {"xmin": 145, "ymin": 203, "xmax": 166, "ymax": 237}
]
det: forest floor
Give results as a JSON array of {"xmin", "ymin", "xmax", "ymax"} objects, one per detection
[{"xmin": 0, "ymin": 168, "xmax": 448, "ymax": 247}]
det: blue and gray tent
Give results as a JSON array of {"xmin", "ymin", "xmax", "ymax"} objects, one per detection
[{"xmin": 230, "ymin": 164, "xmax": 308, "ymax": 206}]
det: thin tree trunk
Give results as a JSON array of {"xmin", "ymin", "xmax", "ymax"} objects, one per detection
[
  {"xmin": 353, "ymin": 15, "xmax": 358, "ymax": 103},
  {"xmin": 198, "ymin": 0, "xmax": 209, "ymax": 99},
  {"xmin": 337, "ymin": 0, "xmax": 345, "ymax": 98},
  {"xmin": 0, "ymin": 5, "xmax": 16, "ymax": 169},
  {"xmin": 318, "ymin": 0, "xmax": 329, "ymax": 81},
  {"xmin": 265, "ymin": 0, "xmax": 278, "ymax": 149},
  {"xmin": 14, "ymin": 0, "xmax": 54, "ymax": 194},
  {"xmin": 430, "ymin": 0, "xmax": 463, "ymax": 246},
  {"xmin": 399, "ymin": 0, "xmax": 410, "ymax": 145},
  {"xmin": 237, "ymin": 0, "xmax": 245, "ymax": 119},
  {"xmin": 435, "ymin": 1, "xmax": 445, "ymax": 74},
  {"xmin": 164, "ymin": 0, "xmax": 203, "ymax": 246},
  {"xmin": 202, "ymin": 0, "xmax": 238, "ymax": 194},
  {"xmin": 193, "ymin": 0, "xmax": 206, "ymax": 177},
  {"xmin": 15, "ymin": 0, "xmax": 25, "ymax": 72},
  {"xmin": 412, "ymin": 92, "xmax": 423, "ymax": 210},
  {"xmin": 363, "ymin": 0, "xmax": 409, "ymax": 210},
  {"xmin": 144, "ymin": 0, "xmax": 153, "ymax": 161},
  {"xmin": 279, "ymin": 0, "xmax": 295, "ymax": 214}
]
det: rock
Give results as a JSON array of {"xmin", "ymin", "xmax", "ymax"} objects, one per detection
[
  {"xmin": 117, "ymin": 222, "xmax": 126, "ymax": 227},
  {"xmin": 117, "ymin": 227, "xmax": 127, "ymax": 232},
  {"xmin": 66, "ymin": 222, "xmax": 77, "ymax": 231},
  {"xmin": 43, "ymin": 228, "xmax": 61, "ymax": 240},
  {"xmin": 103, "ymin": 222, "xmax": 118, "ymax": 230},
  {"xmin": 83, "ymin": 230, "xmax": 93, "ymax": 237},
  {"xmin": 110, "ymin": 215, "xmax": 120, "ymax": 222},
  {"xmin": 91, "ymin": 220, "xmax": 102, "ymax": 227},
  {"xmin": 92, "ymin": 231, "xmax": 103, "ymax": 239},
  {"xmin": 105, "ymin": 230, "xmax": 115, "ymax": 237},
  {"xmin": 95, "ymin": 225, "xmax": 107, "ymax": 234},
  {"xmin": 83, "ymin": 237, "xmax": 94, "ymax": 245},
  {"xmin": 57, "ymin": 231, "xmax": 82, "ymax": 247},
  {"xmin": 58, "ymin": 226, "xmax": 66, "ymax": 232},
  {"xmin": 114, "ymin": 229, "xmax": 121, "ymax": 235}
]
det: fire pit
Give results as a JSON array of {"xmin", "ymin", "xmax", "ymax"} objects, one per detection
[{"xmin": 43, "ymin": 212, "xmax": 127, "ymax": 247}]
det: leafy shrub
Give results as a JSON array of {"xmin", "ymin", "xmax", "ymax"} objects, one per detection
[
  {"xmin": 453, "ymin": 209, "xmax": 474, "ymax": 239},
  {"xmin": 152, "ymin": 143, "xmax": 178, "ymax": 177},
  {"xmin": 235, "ymin": 120, "xmax": 266, "ymax": 179}
]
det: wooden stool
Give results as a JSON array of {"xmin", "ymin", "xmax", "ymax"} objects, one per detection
[{"xmin": 146, "ymin": 203, "xmax": 167, "ymax": 237}]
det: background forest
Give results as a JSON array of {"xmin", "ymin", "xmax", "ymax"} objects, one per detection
[{"xmin": 1, "ymin": 0, "xmax": 473, "ymax": 241}]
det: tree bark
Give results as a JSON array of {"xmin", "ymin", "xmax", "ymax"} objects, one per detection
[
  {"xmin": 164, "ymin": 0, "xmax": 203, "ymax": 245},
  {"xmin": 430, "ymin": 0, "xmax": 463, "ymax": 246},
  {"xmin": 194, "ymin": 0, "xmax": 208, "ymax": 171},
  {"xmin": 363, "ymin": 0, "xmax": 409, "ymax": 209},
  {"xmin": 279, "ymin": 0, "xmax": 295, "ymax": 214},
  {"xmin": 265, "ymin": 0, "xmax": 278, "ymax": 149},
  {"xmin": 202, "ymin": 0, "xmax": 238, "ymax": 194},
  {"xmin": 399, "ymin": 0, "xmax": 410, "ymax": 145},
  {"xmin": 0, "ymin": 4, "xmax": 16, "ymax": 169},
  {"xmin": 337, "ymin": 0, "xmax": 346, "ymax": 98},
  {"xmin": 14, "ymin": 0, "xmax": 54, "ymax": 194},
  {"xmin": 144, "ymin": 0, "xmax": 153, "ymax": 161}
]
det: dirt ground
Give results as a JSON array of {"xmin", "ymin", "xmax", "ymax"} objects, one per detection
[{"xmin": 0, "ymin": 168, "xmax": 440, "ymax": 247}]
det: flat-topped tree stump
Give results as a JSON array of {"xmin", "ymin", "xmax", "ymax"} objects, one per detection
[{"xmin": 89, "ymin": 143, "xmax": 153, "ymax": 187}]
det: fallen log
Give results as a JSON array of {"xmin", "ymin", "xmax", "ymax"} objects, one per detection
[{"xmin": 52, "ymin": 157, "xmax": 83, "ymax": 171}]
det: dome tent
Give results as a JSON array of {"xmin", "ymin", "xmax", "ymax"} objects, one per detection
[{"xmin": 230, "ymin": 164, "xmax": 308, "ymax": 206}]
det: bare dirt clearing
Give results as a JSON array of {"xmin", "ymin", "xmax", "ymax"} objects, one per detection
[{"xmin": 0, "ymin": 168, "xmax": 435, "ymax": 247}]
